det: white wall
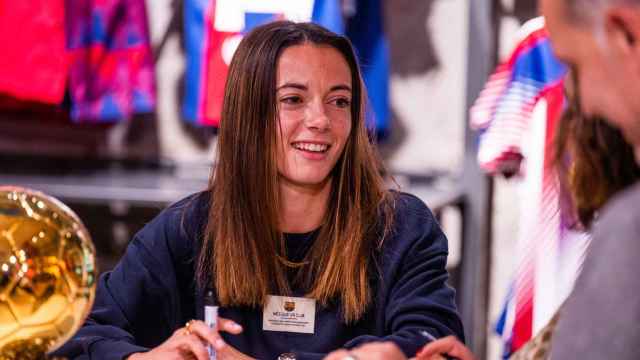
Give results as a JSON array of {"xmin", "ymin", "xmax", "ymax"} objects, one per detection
[{"xmin": 385, "ymin": 0, "xmax": 468, "ymax": 173}]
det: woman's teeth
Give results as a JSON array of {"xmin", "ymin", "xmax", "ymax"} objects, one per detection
[{"xmin": 293, "ymin": 143, "xmax": 329, "ymax": 153}]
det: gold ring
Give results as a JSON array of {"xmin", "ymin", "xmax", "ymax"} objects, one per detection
[{"xmin": 185, "ymin": 320, "xmax": 194, "ymax": 335}]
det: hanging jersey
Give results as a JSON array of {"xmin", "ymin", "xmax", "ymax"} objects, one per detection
[
  {"xmin": 183, "ymin": 0, "xmax": 390, "ymax": 138},
  {"xmin": 65, "ymin": 0, "xmax": 156, "ymax": 123},
  {"xmin": 0, "ymin": 0, "xmax": 68, "ymax": 104}
]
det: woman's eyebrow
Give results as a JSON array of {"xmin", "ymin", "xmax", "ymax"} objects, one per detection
[
  {"xmin": 276, "ymin": 83, "xmax": 352, "ymax": 92},
  {"xmin": 330, "ymin": 84, "xmax": 352, "ymax": 92},
  {"xmin": 277, "ymin": 82, "xmax": 307, "ymax": 91}
]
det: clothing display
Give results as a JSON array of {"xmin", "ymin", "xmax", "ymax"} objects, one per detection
[
  {"xmin": 0, "ymin": 0, "xmax": 68, "ymax": 104},
  {"xmin": 345, "ymin": 0, "xmax": 390, "ymax": 138},
  {"xmin": 53, "ymin": 191, "xmax": 464, "ymax": 360},
  {"xmin": 183, "ymin": 0, "xmax": 341, "ymax": 127},
  {"xmin": 0, "ymin": 0, "xmax": 155, "ymax": 123},
  {"xmin": 183, "ymin": 0, "xmax": 390, "ymax": 137},
  {"xmin": 65, "ymin": 0, "xmax": 156, "ymax": 123}
]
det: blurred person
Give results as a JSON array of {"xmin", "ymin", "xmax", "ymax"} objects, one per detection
[
  {"xmin": 541, "ymin": 0, "xmax": 640, "ymax": 358},
  {"xmin": 359, "ymin": 101, "xmax": 640, "ymax": 360},
  {"xmin": 53, "ymin": 21, "xmax": 463, "ymax": 360},
  {"xmin": 407, "ymin": 0, "xmax": 640, "ymax": 357}
]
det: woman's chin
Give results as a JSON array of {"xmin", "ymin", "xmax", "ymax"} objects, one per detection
[{"xmin": 280, "ymin": 174, "xmax": 332, "ymax": 190}]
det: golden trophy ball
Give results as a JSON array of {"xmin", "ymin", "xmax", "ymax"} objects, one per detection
[{"xmin": 0, "ymin": 186, "xmax": 97, "ymax": 360}]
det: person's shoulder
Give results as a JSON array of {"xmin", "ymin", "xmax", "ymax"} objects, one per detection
[
  {"xmin": 380, "ymin": 191, "xmax": 445, "ymax": 252},
  {"xmin": 135, "ymin": 191, "xmax": 211, "ymax": 255},
  {"xmin": 164, "ymin": 190, "xmax": 211, "ymax": 222},
  {"xmin": 387, "ymin": 190, "xmax": 438, "ymax": 223},
  {"xmin": 591, "ymin": 181, "xmax": 640, "ymax": 250},
  {"xmin": 595, "ymin": 182, "xmax": 640, "ymax": 233},
  {"xmin": 553, "ymin": 182, "xmax": 640, "ymax": 359},
  {"xmin": 603, "ymin": 181, "xmax": 640, "ymax": 212},
  {"xmin": 148, "ymin": 190, "xmax": 210, "ymax": 229}
]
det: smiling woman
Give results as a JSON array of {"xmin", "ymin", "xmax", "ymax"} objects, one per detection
[{"xmin": 53, "ymin": 21, "xmax": 464, "ymax": 360}]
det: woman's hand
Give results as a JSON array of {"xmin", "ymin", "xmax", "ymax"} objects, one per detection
[
  {"xmin": 324, "ymin": 342, "xmax": 407, "ymax": 360},
  {"xmin": 415, "ymin": 336, "xmax": 476, "ymax": 360},
  {"xmin": 127, "ymin": 317, "xmax": 252, "ymax": 360}
]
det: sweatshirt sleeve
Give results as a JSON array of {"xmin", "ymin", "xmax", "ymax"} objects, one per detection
[
  {"xmin": 296, "ymin": 193, "xmax": 464, "ymax": 359},
  {"xmin": 52, "ymin": 199, "xmax": 199, "ymax": 360}
]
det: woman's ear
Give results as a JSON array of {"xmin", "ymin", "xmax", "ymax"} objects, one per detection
[{"xmin": 604, "ymin": 6, "xmax": 640, "ymax": 52}]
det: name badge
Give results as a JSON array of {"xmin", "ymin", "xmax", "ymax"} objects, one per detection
[{"xmin": 263, "ymin": 295, "xmax": 316, "ymax": 334}]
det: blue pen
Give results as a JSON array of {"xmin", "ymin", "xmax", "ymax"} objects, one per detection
[{"xmin": 419, "ymin": 330, "xmax": 458, "ymax": 360}]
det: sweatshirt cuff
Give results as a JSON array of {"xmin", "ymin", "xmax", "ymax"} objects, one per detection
[{"xmin": 88, "ymin": 338, "xmax": 149, "ymax": 360}]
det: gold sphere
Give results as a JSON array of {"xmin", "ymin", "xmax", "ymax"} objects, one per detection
[{"xmin": 0, "ymin": 186, "xmax": 97, "ymax": 359}]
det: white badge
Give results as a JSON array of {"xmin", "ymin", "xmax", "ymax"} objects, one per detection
[{"xmin": 263, "ymin": 295, "xmax": 316, "ymax": 334}]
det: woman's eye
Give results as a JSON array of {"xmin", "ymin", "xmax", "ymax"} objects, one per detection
[
  {"xmin": 333, "ymin": 98, "xmax": 351, "ymax": 108},
  {"xmin": 281, "ymin": 96, "xmax": 303, "ymax": 105}
]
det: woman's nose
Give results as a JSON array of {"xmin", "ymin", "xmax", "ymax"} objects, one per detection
[{"xmin": 304, "ymin": 102, "xmax": 331, "ymax": 131}]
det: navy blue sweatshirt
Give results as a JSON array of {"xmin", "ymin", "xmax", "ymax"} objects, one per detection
[{"xmin": 54, "ymin": 191, "xmax": 464, "ymax": 360}]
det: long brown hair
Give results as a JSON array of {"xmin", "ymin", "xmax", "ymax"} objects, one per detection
[
  {"xmin": 555, "ymin": 72, "xmax": 640, "ymax": 228},
  {"xmin": 197, "ymin": 21, "xmax": 394, "ymax": 323}
]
